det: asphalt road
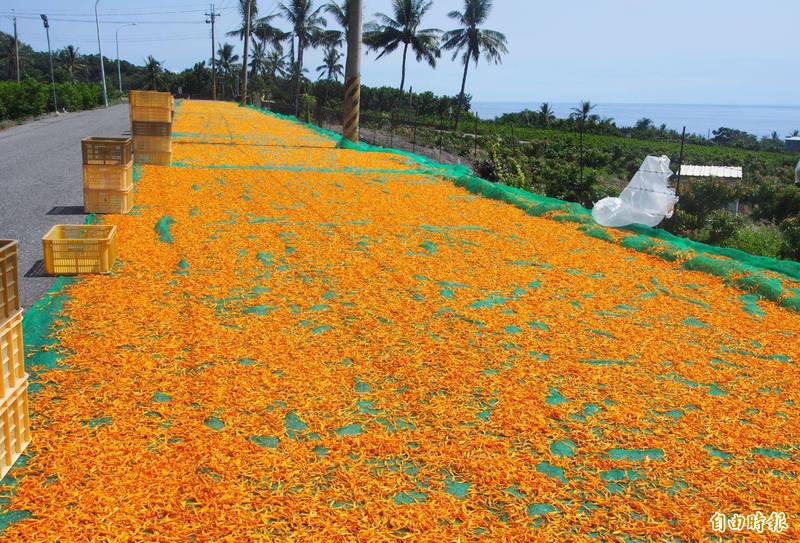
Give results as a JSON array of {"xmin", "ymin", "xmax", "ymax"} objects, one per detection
[{"xmin": 0, "ymin": 104, "xmax": 130, "ymax": 308}]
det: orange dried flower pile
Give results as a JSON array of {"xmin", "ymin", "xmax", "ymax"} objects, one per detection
[{"xmin": 3, "ymin": 100, "xmax": 798, "ymax": 541}]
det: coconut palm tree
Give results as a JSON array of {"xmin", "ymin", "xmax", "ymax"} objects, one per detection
[
  {"xmin": 228, "ymin": 0, "xmax": 290, "ymax": 100},
  {"xmin": 278, "ymin": 0, "xmax": 327, "ymax": 113},
  {"xmin": 324, "ymin": 0, "xmax": 350, "ymax": 42},
  {"xmin": 216, "ymin": 43, "xmax": 240, "ymax": 98},
  {"xmin": 571, "ymin": 100, "xmax": 596, "ymax": 126},
  {"xmin": 538, "ymin": 102, "xmax": 554, "ymax": 127},
  {"xmin": 249, "ymin": 38, "xmax": 269, "ymax": 80},
  {"xmin": 60, "ymin": 45, "xmax": 85, "ymax": 82},
  {"xmin": 441, "ymin": 0, "xmax": 507, "ymax": 128},
  {"xmin": 265, "ymin": 49, "xmax": 289, "ymax": 80},
  {"xmin": 570, "ymin": 101, "xmax": 595, "ymax": 184},
  {"xmin": 228, "ymin": 0, "xmax": 288, "ymax": 48},
  {"xmin": 144, "ymin": 56, "xmax": 163, "ymax": 90},
  {"xmin": 316, "ymin": 45, "xmax": 343, "ymax": 81},
  {"xmin": 362, "ymin": 0, "xmax": 440, "ymax": 94}
]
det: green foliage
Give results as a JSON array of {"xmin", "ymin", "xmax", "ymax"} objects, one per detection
[
  {"xmin": 0, "ymin": 78, "xmax": 49, "ymax": 119},
  {"xmin": 711, "ymin": 127, "xmax": 759, "ymax": 150},
  {"xmin": 746, "ymin": 180, "xmax": 800, "ymax": 223},
  {"xmin": 473, "ymin": 136, "xmax": 526, "ymax": 188},
  {"xmin": 725, "ymin": 224, "xmax": 787, "ymax": 259},
  {"xmin": 701, "ymin": 210, "xmax": 747, "ymax": 244},
  {"xmin": 779, "ymin": 216, "xmax": 800, "ymax": 260},
  {"xmin": 0, "ymin": 79, "xmax": 108, "ymax": 120},
  {"xmin": 299, "ymin": 93, "xmax": 317, "ymax": 122}
]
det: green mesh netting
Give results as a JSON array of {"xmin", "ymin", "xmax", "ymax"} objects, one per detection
[{"xmin": 245, "ymin": 104, "xmax": 800, "ymax": 312}]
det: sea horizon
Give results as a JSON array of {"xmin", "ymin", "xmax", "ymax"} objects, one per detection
[{"xmin": 471, "ymin": 101, "xmax": 800, "ymax": 139}]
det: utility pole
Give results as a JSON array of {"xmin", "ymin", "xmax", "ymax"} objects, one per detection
[
  {"xmin": 578, "ymin": 117, "xmax": 584, "ymax": 185},
  {"xmin": 240, "ymin": 0, "xmax": 252, "ymax": 104},
  {"xmin": 13, "ymin": 10, "xmax": 20, "ymax": 82},
  {"xmin": 342, "ymin": 0, "xmax": 362, "ymax": 142},
  {"xmin": 40, "ymin": 15, "xmax": 58, "ymax": 113},
  {"xmin": 94, "ymin": 0, "xmax": 109, "ymax": 107},
  {"xmin": 205, "ymin": 4, "xmax": 220, "ymax": 100},
  {"xmin": 116, "ymin": 23, "xmax": 136, "ymax": 92},
  {"xmin": 674, "ymin": 126, "xmax": 687, "ymax": 200}
]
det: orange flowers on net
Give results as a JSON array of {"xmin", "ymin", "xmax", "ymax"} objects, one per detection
[{"xmin": 4, "ymin": 100, "xmax": 798, "ymax": 542}]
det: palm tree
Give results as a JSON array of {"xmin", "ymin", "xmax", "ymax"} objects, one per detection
[
  {"xmin": 278, "ymin": 0, "xmax": 327, "ymax": 114},
  {"xmin": 791, "ymin": 129, "xmax": 800, "ymax": 137},
  {"xmin": 249, "ymin": 38, "xmax": 269, "ymax": 80},
  {"xmin": 228, "ymin": 1, "xmax": 290, "ymax": 100},
  {"xmin": 571, "ymin": 101, "xmax": 595, "ymax": 185},
  {"xmin": 538, "ymin": 102, "xmax": 554, "ymax": 127},
  {"xmin": 441, "ymin": 0, "xmax": 508, "ymax": 128},
  {"xmin": 265, "ymin": 49, "xmax": 289, "ymax": 80},
  {"xmin": 216, "ymin": 43, "xmax": 240, "ymax": 98},
  {"xmin": 324, "ymin": 0, "xmax": 350, "ymax": 42},
  {"xmin": 144, "ymin": 56, "xmax": 163, "ymax": 90},
  {"xmin": 60, "ymin": 45, "xmax": 85, "ymax": 82},
  {"xmin": 228, "ymin": 0, "xmax": 288, "ymax": 48},
  {"xmin": 571, "ymin": 100, "xmax": 596, "ymax": 126},
  {"xmin": 363, "ymin": 0, "xmax": 440, "ymax": 94},
  {"xmin": 316, "ymin": 45, "xmax": 343, "ymax": 81}
]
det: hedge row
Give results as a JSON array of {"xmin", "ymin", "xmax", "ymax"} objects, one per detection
[{"xmin": 0, "ymin": 79, "xmax": 105, "ymax": 121}]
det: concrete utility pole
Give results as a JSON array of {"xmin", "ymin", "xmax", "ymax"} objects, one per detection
[
  {"xmin": 205, "ymin": 4, "xmax": 221, "ymax": 100},
  {"xmin": 40, "ymin": 15, "xmax": 58, "ymax": 113},
  {"xmin": 94, "ymin": 0, "xmax": 109, "ymax": 107},
  {"xmin": 116, "ymin": 23, "xmax": 136, "ymax": 92},
  {"xmin": 13, "ymin": 10, "xmax": 20, "ymax": 82},
  {"xmin": 240, "ymin": 0, "xmax": 252, "ymax": 103},
  {"xmin": 342, "ymin": 0, "xmax": 362, "ymax": 142}
]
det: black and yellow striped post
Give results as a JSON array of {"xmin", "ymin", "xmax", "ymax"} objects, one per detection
[{"xmin": 342, "ymin": 0, "xmax": 362, "ymax": 142}]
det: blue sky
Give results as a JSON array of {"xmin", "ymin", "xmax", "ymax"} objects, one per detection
[{"xmin": 2, "ymin": 0, "xmax": 797, "ymax": 105}]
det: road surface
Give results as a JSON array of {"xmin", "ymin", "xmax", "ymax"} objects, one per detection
[{"xmin": 0, "ymin": 104, "xmax": 130, "ymax": 308}]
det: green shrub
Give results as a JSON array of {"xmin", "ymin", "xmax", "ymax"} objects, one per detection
[
  {"xmin": 474, "ymin": 136, "xmax": 527, "ymax": 188},
  {"xmin": 703, "ymin": 210, "xmax": 746, "ymax": 244},
  {"xmin": 724, "ymin": 224, "xmax": 787, "ymax": 259},
  {"xmin": 0, "ymin": 79, "xmax": 48, "ymax": 120},
  {"xmin": 0, "ymin": 80, "xmax": 105, "ymax": 120},
  {"xmin": 299, "ymin": 94, "xmax": 317, "ymax": 122},
  {"xmin": 779, "ymin": 216, "xmax": 800, "ymax": 261}
]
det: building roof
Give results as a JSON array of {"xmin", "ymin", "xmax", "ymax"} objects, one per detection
[
  {"xmin": 785, "ymin": 136, "xmax": 800, "ymax": 141},
  {"xmin": 679, "ymin": 165, "xmax": 743, "ymax": 179}
]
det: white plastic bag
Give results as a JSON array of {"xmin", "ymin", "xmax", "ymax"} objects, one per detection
[{"xmin": 592, "ymin": 155, "xmax": 678, "ymax": 228}]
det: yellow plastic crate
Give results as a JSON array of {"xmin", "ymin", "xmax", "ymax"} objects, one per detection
[
  {"xmin": 129, "ymin": 90, "xmax": 173, "ymax": 109},
  {"xmin": 84, "ymin": 187, "xmax": 134, "ymax": 215},
  {"xmin": 83, "ymin": 162, "xmax": 133, "ymax": 191},
  {"xmin": 0, "ymin": 241, "xmax": 19, "ymax": 324},
  {"xmin": 135, "ymin": 150, "xmax": 172, "ymax": 166},
  {"xmin": 42, "ymin": 224, "xmax": 118, "ymax": 275},
  {"xmin": 81, "ymin": 137, "xmax": 132, "ymax": 166},
  {"xmin": 130, "ymin": 105, "xmax": 172, "ymax": 123},
  {"xmin": 133, "ymin": 135, "xmax": 172, "ymax": 154},
  {"xmin": 0, "ymin": 311, "xmax": 25, "ymax": 399},
  {"xmin": 0, "ymin": 376, "xmax": 31, "ymax": 481}
]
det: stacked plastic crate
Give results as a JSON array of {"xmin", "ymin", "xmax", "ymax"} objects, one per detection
[
  {"xmin": 0, "ymin": 240, "xmax": 31, "ymax": 480},
  {"xmin": 82, "ymin": 137, "xmax": 134, "ymax": 214},
  {"xmin": 129, "ymin": 90, "xmax": 173, "ymax": 166}
]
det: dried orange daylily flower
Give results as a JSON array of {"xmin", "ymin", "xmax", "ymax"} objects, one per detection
[{"xmin": 3, "ymin": 101, "xmax": 798, "ymax": 542}]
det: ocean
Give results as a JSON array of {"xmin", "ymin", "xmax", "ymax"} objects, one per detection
[{"xmin": 471, "ymin": 102, "xmax": 800, "ymax": 139}]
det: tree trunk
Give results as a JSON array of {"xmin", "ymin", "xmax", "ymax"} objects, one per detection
[
  {"xmin": 294, "ymin": 35, "xmax": 305, "ymax": 116},
  {"xmin": 241, "ymin": 0, "xmax": 252, "ymax": 103},
  {"xmin": 399, "ymin": 42, "xmax": 408, "ymax": 93},
  {"xmin": 454, "ymin": 50, "xmax": 471, "ymax": 129}
]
